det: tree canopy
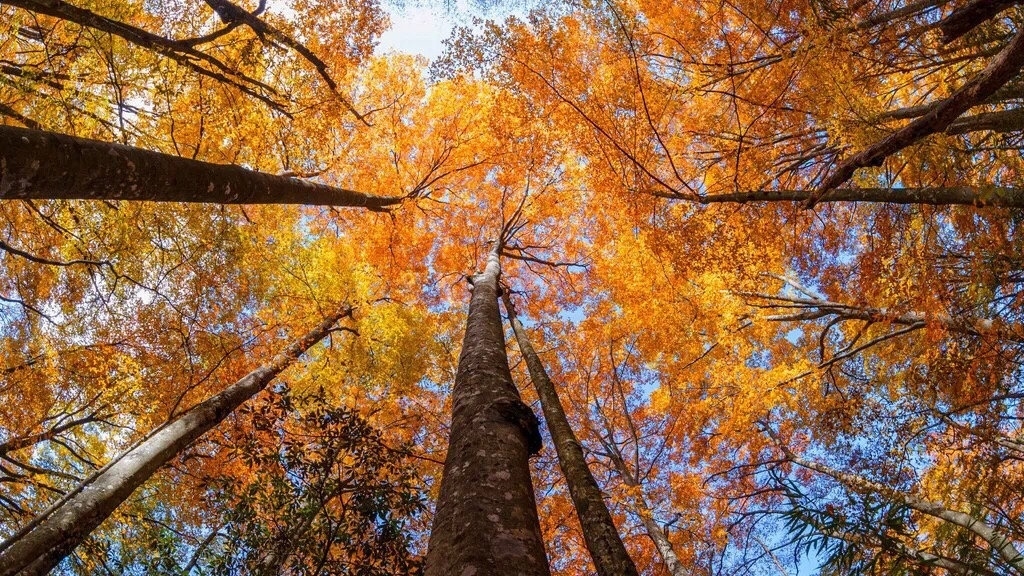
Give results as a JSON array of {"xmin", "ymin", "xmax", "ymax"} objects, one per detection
[{"xmin": 2, "ymin": 0, "xmax": 1024, "ymax": 574}]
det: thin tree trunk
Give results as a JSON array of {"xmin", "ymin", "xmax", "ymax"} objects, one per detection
[
  {"xmin": 424, "ymin": 243, "xmax": 550, "ymax": 576},
  {"xmin": 0, "ymin": 307, "xmax": 351, "ymax": 576},
  {"xmin": 502, "ymin": 293, "xmax": 639, "ymax": 576},
  {"xmin": 604, "ymin": 446, "xmax": 689, "ymax": 576},
  {"xmin": 0, "ymin": 126, "xmax": 405, "ymax": 208}
]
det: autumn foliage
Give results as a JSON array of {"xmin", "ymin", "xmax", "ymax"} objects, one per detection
[{"xmin": 2, "ymin": 0, "xmax": 1024, "ymax": 574}]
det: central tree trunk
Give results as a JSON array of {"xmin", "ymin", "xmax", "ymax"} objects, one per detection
[{"xmin": 424, "ymin": 244, "xmax": 550, "ymax": 576}]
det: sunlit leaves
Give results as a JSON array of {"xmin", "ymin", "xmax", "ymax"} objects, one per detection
[{"xmin": 3, "ymin": 0, "xmax": 1024, "ymax": 574}]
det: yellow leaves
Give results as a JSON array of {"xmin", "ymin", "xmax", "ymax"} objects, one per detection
[
  {"xmin": 290, "ymin": 0, "xmax": 388, "ymax": 66},
  {"xmin": 711, "ymin": 525, "xmax": 729, "ymax": 547},
  {"xmin": 649, "ymin": 385, "xmax": 671, "ymax": 413},
  {"xmin": 348, "ymin": 299, "xmax": 437, "ymax": 395},
  {"xmin": 3, "ymin": 1, "xmax": 1024, "ymax": 573}
]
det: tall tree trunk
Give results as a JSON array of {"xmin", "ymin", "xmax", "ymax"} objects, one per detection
[
  {"xmin": 424, "ymin": 244, "xmax": 550, "ymax": 576},
  {"xmin": 0, "ymin": 307, "xmax": 352, "ymax": 576},
  {"xmin": 0, "ymin": 126, "xmax": 405, "ymax": 208},
  {"xmin": 502, "ymin": 293, "xmax": 639, "ymax": 576}
]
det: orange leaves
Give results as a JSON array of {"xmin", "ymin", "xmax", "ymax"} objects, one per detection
[{"xmin": 3, "ymin": 0, "xmax": 1024, "ymax": 573}]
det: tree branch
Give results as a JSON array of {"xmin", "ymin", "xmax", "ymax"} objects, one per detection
[
  {"xmin": 808, "ymin": 28, "xmax": 1024, "ymax": 207},
  {"xmin": 1, "ymin": 126, "xmax": 406, "ymax": 208},
  {"xmin": 763, "ymin": 426, "xmax": 1024, "ymax": 571},
  {"xmin": 696, "ymin": 186, "xmax": 1024, "ymax": 207},
  {"xmin": 938, "ymin": 0, "xmax": 1023, "ymax": 45}
]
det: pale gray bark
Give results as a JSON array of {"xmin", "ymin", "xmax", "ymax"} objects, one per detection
[
  {"xmin": 602, "ymin": 441, "xmax": 689, "ymax": 576},
  {"xmin": 766, "ymin": 428, "xmax": 1024, "ymax": 573},
  {"xmin": 0, "ymin": 307, "xmax": 351, "ymax": 576}
]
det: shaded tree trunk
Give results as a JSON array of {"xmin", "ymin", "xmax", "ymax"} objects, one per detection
[
  {"xmin": 502, "ymin": 293, "xmax": 639, "ymax": 576},
  {"xmin": 0, "ymin": 126, "xmax": 404, "ymax": 207},
  {"xmin": 424, "ymin": 244, "xmax": 550, "ymax": 576},
  {"xmin": 694, "ymin": 186, "xmax": 1024, "ymax": 207},
  {"xmin": 0, "ymin": 307, "xmax": 352, "ymax": 576}
]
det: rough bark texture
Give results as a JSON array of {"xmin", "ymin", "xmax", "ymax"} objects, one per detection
[
  {"xmin": 810, "ymin": 28, "xmax": 1024, "ymax": 206},
  {"xmin": 879, "ymin": 83, "xmax": 1024, "ymax": 121},
  {"xmin": 945, "ymin": 108, "xmax": 1024, "ymax": 135},
  {"xmin": 0, "ymin": 126, "xmax": 404, "ymax": 207},
  {"xmin": 0, "ymin": 308, "xmax": 350, "ymax": 576},
  {"xmin": 502, "ymin": 293, "xmax": 639, "ymax": 576},
  {"xmin": 700, "ymin": 186, "xmax": 1024, "ymax": 207},
  {"xmin": 424, "ymin": 246, "xmax": 550, "ymax": 576}
]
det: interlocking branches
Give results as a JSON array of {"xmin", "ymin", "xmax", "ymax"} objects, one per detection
[
  {"xmin": 6, "ymin": 0, "xmax": 368, "ymax": 122},
  {"xmin": 737, "ymin": 274, "xmax": 1024, "ymax": 371},
  {"xmin": 6, "ymin": 0, "xmax": 288, "ymax": 114},
  {"xmin": 493, "ymin": 184, "xmax": 589, "ymax": 274},
  {"xmin": 200, "ymin": 0, "xmax": 367, "ymax": 124},
  {"xmin": 809, "ymin": 27, "xmax": 1024, "ymax": 207},
  {"xmin": 0, "ymin": 393, "xmax": 116, "ymax": 520},
  {"xmin": 938, "ymin": 0, "xmax": 1024, "ymax": 45}
]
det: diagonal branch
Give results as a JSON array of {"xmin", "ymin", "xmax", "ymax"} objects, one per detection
[
  {"xmin": 763, "ymin": 425, "xmax": 1024, "ymax": 572},
  {"xmin": 201, "ymin": 0, "xmax": 368, "ymax": 124},
  {"xmin": 0, "ymin": 306, "xmax": 354, "ymax": 576},
  {"xmin": 938, "ymin": 0, "xmax": 1023, "ymax": 45},
  {"xmin": 5, "ymin": 0, "xmax": 289, "ymax": 114},
  {"xmin": 808, "ymin": 28, "xmax": 1024, "ymax": 208},
  {"xmin": 795, "ymin": 508, "xmax": 1000, "ymax": 575}
]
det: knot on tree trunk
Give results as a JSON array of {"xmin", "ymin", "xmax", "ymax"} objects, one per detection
[{"xmin": 490, "ymin": 398, "xmax": 543, "ymax": 455}]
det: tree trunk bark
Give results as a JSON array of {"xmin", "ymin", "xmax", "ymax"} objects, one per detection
[
  {"xmin": 424, "ymin": 245, "xmax": 550, "ymax": 576},
  {"xmin": 938, "ymin": 0, "xmax": 1022, "ymax": 44},
  {"xmin": 697, "ymin": 186, "xmax": 1024, "ymax": 207},
  {"xmin": 0, "ymin": 307, "xmax": 351, "ymax": 576},
  {"xmin": 0, "ymin": 126, "xmax": 404, "ymax": 208},
  {"xmin": 502, "ymin": 293, "xmax": 639, "ymax": 576}
]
